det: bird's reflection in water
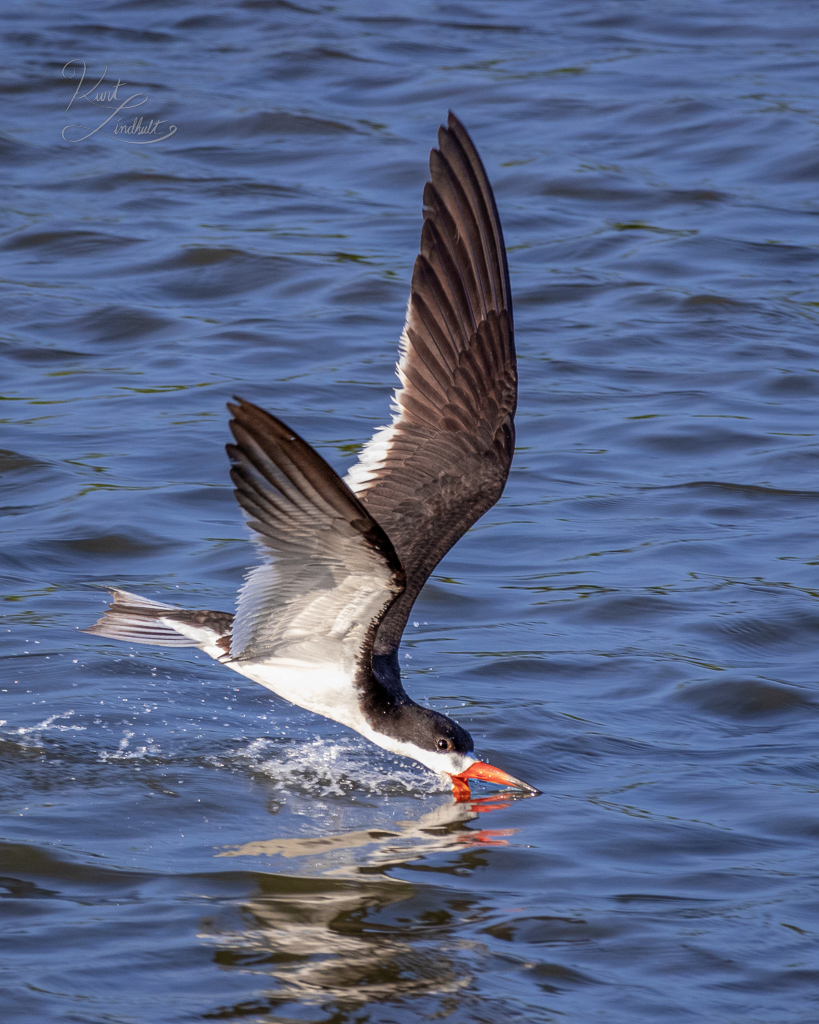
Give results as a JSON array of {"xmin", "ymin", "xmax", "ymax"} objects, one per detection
[
  {"xmin": 218, "ymin": 792, "xmax": 521, "ymax": 866},
  {"xmin": 201, "ymin": 795, "xmax": 529, "ymax": 1015}
]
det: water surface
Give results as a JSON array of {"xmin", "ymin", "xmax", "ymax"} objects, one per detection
[{"xmin": 2, "ymin": 2, "xmax": 819, "ymax": 1022}]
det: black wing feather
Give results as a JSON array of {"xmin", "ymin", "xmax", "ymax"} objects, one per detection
[{"xmin": 346, "ymin": 112, "xmax": 516, "ymax": 657}]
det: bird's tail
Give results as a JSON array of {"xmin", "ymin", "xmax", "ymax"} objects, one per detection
[{"xmin": 84, "ymin": 589, "xmax": 234, "ymax": 653}]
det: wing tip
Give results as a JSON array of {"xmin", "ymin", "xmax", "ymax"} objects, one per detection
[{"xmin": 227, "ymin": 396, "xmax": 301, "ymax": 448}]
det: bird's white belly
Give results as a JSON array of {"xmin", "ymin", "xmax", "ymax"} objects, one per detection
[
  {"xmin": 202, "ymin": 643, "xmax": 450, "ymax": 771},
  {"xmin": 227, "ymin": 655, "xmax": 366, "ymax": 731},
  {"xmin": 168, "ymin": 622, "xmax": 368, "ymax": 733}
]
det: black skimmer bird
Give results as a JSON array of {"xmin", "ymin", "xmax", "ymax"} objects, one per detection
[{"xmin": 86, "ymin": 113, "xmax": 539, "ymax": 801}]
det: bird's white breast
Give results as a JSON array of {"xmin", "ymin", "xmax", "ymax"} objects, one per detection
[{"xmin": 233, "ymin": 657, "xmax": 367, "ymax": 732}]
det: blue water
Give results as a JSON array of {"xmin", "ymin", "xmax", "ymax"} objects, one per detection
[{"xmin": 2, "ymin": 2, "xmax": 819, "ymax": 1021}]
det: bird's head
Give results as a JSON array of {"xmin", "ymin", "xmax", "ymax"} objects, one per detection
[{"xmin": 367, "ymin": 703, "xmax": 540, "ymax": 801}]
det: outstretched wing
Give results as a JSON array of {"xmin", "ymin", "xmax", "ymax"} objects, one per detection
[
  {"xmin": 227, "ymin": 398, "xmax": 405, "ymax": 668},
  {"xmin": 345, "ymin": 112, "xmax": 516, "ymax": 657}
]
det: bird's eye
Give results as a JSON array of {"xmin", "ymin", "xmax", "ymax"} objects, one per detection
[{"xmin": 437, "ymin": 739, "xmax": 450, "ymax": 751}]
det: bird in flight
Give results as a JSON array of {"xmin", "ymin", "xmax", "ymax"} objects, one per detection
[{"xmin": 86, "ymin": 113, "xmax": 539, "ymax": 801}]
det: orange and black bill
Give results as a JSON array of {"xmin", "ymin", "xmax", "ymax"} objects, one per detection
[{"xmin": 450, "ymin": 761, "xmax": 541, "ymax": 801}]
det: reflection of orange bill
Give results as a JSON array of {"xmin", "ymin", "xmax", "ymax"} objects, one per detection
[
  {"xmin": 468, "ymin": 796, "xmax": 517, "ymax": 814},
  {"xmin": 456, "ymin": 828, "xmax": 517, "ymax": 846},
  {"xmin": 450, "ymin": 761, "xmax": 541, "ymax": 802}
]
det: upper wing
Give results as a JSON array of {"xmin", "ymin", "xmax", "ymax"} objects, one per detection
[
  {"xmin": 344, "ymin": 112, "xmax": 516, "ymax": 657},
  {"xmin": 227, "ymin": 398, "xmax": 405, "ymax": 669}
]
